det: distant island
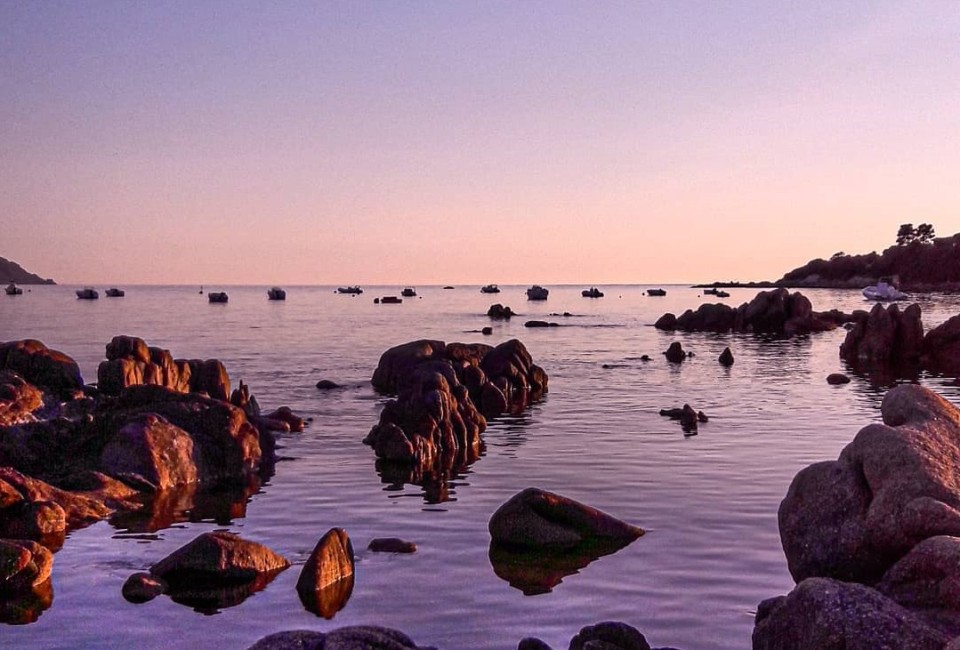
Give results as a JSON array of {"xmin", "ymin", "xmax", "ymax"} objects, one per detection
[
  {"xmin": 700, "ymin": 224, "xmax": 960, "ymax": 291},
  {"xmin": 0, "ymin": 256, "xmax": 56, "ymax": 285}
]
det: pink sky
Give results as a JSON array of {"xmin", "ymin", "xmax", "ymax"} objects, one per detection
[{"xmin": 2, "ymin": 2, "xmax": 958, "ymax": 285}]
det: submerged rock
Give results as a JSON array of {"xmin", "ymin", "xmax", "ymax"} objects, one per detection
[
  {"xmin": 487, "ymin": 304, "xmax": 515, "ymax": 319},
  {"xmin": 368, "ymin": 538, "xmax": 417, "ymax": 554},
  {"xmin": 718, "ymin": 347, "xmax": 734, "ymax": 367},
  {"xmin": 247, "ymin": 626, "xmax": 437, "ymax": 650},
  {"xmin": 664, "ymin": 342, "xmax": 685, "ymax": 363},
  {"xmin": 827, "ymin": 373, "xmax": 851, "ymax": 385}
]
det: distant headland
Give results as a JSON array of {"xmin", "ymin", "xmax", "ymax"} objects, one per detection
[
  {"xmin": 0, "ymin": 257, "xmax": 56, "ymax": 285},
  {"xmin": 700, "ymin": 224, "xmax": 960, "ymax": 291}
]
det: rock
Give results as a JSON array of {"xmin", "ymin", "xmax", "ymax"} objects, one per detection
[
  {"xmin": 122, "ymin": 571, "xmax": 167, "ymax": 603},
  {"xmin": 98, "ymin": 414, "xmax": 199, "ymax": 490},
  {"xmin": 676, "ymin": 303, "xmax": 738, "ymax": 333},
  {"xmin": 0, "ymin": 467, "xmax": 117, "ymax": 531},
  {"xmin": 827, "ymin": 373, "xmax": 851, "ymax": 385},
  {"xmin": 150, "ymin": 531, "xmax": 290, "ymax": 584},
  {"xmin": 840, "ymin": 303, "xmax": 924, "ymax": 367},
  {"xmin": 779, "ymin": 384, "xmax": 960, "ymax": 584},
  {"xmin": 0, "ymin": 371, "xmax": 44, "ymax": 426},
  {"xmin": 247, "ymin": 626, "xmax": 435, "ymax": 650},
  {"xmin": 922, "ymin": 313, "xmax": 960, "ymax": 374},
  {"xmin": 368, "ymin": 538, "xmax": 417, "ymax": 553},
  {"xmin": 718, "ymin": 347, "xmax": 734, "ymax": 367},
  {"xmin": 0, "ymin": 576, "xmax": 52, "ymax": 624},
  {"xmin": 518, "ymin": 638, "xmax": 553, "ymax": 650},
  {"xmin": 0, "ymin": 539, "xmax": 53, "ymax": 592},
  {"xmin": 487, "ymin": 304, "xmax": 515, "ymax": 320},
  {"xmin": 877, "ymin": 535, "xmax": 960, "ymax": 626},
  {"xmin": 524, "ymin": 320, "xmax": 557, "ymax": 328},
  {"xmin": 0, "ymin": 339, "xmax": 83, "ymax": 396},
  {"xmin": 481, "ymin": 327, "xmax": 493, "ymax": 335},
  {"xmin": 0, "ymin": 500, "xmax": 67, "ymax": 540},
  {"xmin": 653, "ymin": 313, "xmax": 677, "ymax": 330},
  {"xmin": 315, "ymin": 380, "xmax": 340, "ymax": 390},
  {"xmin": 370, "ymin": 340, "xmax": 448, "ymax": 394},
  {"xmin": 659, "ymin": 405, "xmax": 703, "ymax": 433},
  {"xmin": 569, "ymin": 621, "xmax": 651, "ymax": 650},
  {"xmin": 297, "ymin": 528, "xmax": 355, "ymax": 595},
  {"xmin": 753, "ymin": 577, "xmax": 950, "ymax": 650},
  {"xmin": 664, "ymin": 342, "xmax": 685, "ymax": 363},
  {"xmin": 488, "ymin": 487, "xmax": 644, "ymax": 549},
  {"xmin": 260, "ymin": 406, "xmax": 305, "ymax": 432}
]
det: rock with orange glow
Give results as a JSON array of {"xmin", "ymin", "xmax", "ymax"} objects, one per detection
[
  {"xmin": 0, "ymin": 539, "xmax": 53, "ymax": 593},
  {"xmin": 0, "ymin": 371, "xmax": 44, "ymax": 426},
  {"xmin": 0, "ymin": 339, "xmax": 83, "ymax": 397}
]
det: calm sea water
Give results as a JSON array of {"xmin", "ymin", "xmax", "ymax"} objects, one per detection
[{"xmin": 2, "ymin": 284, "xmax": 959, "ymax": 650}]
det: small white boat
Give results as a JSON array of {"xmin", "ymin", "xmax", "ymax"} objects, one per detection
[
  {"xmin": 863, "ymin": 279, "xmax": 906, "ymax": 301},
  {"xmin": 526, "ymin": 285, "xmax": 549, "ymax": 300},
  {"xmin": 5, "ymin": 281, "xmax": 22, "ymax": 295},
  {"xmin": 267, "ymin": 287, "xmax": 286, "ymax": 300},
  {"xmin": 76, "ymin": 287, "xmax": 99, "ymax": 299}
]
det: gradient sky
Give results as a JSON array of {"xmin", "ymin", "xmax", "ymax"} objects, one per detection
[{"xmin": 2, "ymin": 1, "xmax": 958, "ymax": 285}]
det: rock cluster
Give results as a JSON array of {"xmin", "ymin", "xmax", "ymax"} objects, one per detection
[
  {"xmin": 365, "ymin": 339, "xmax": 548, "ymax": 467},
  {"xmin": 487, "ymin": 304, "xmax": 515, "ymax": 319},
  {"xmin": 755, "ymin": 385, "xmax": 960, "ymax": 647},
  {"xmin": 655, "ymin": 288, "xmax": 856, "ymax": 337}
]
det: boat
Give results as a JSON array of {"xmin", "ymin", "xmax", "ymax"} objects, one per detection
[
  {"xmin": 5, "ymin": 281, "xmax": 22, "ymax": 295},
  {"xmin": 646, "ymin": 288, "xmax": 667, "ymax": 296},
  {"xmin": 378, "ymin": 296, "xmax": 403, "ymax": 304},
  {"xmin": 704, "ymin": 287, "xmax": 719, "ymax": 295},
  {"xmin": 480, "ymin": 284, "xmax": 501, "ymax": 294},
  {"xmin": 714, "ymin": 290, "xmax": 730, "ymax": 298},
  {"xmin": 581, "ymin": 287, "xmax": 604, "ymax": 298},
  {"xmin": 337, "ymin": 286, "xmax": 363, "ymax": 294},
  {"xmin": 443, "ymin": 286, "xmax": 455, "ymax": 290},
  {"xmin": 76, "ymin": 287, "xmax": 99, "ymax": 300},
  {"xmin": 526, "ymin": 285, "xmax": 549, "ymax": 300},
  {"xmin": 208, "ymin": 292, "xmax": 229, "ymax": 303},
  {"xmin": 401, "ymin": 288, "xmax": 417, "ymax": 297},
  {"xmin": 863, "ymin": 278, "xmax": 906, "ymax": 301},
  {"xmin": 267, "ymin": 287, "xmax": 286, "ymax": 300},
  {"xmin": 105, "ymin": 288, "xmax": 125, "ymax": 297}
]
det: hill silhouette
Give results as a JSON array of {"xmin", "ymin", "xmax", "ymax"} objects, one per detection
[
  {"xmin": 775, "ymin": 233, "xmax": 960, "ymax": 290},
  {"xmin": 0, "ymin": 257, "xmax": 56, "ymax": 285}
]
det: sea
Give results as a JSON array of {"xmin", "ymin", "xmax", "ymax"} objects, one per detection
[{"xmin": 2, "ymin": 284, "xmax": 959, "ymax": 650}]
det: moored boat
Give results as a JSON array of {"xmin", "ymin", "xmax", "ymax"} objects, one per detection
[
  {"xmin": 337, "ymin": 286, "xmax": 363, "ymax": 294},
  {"xmin": 208, "ymin": 292, "xmax": 228, "ymax": 303},
  {"xmin": 105, "ymin": 288, "xmax": 125, "ymax": 297},
  {"xmin": 377, "ymin": 296, "xmax": 402, "ymax": 304},
  {"xmin": 401, "ymin": 287, "xmax": 417, "ymax": 297},
  {"xmin": 76, "ymin": 287, "xmax": 99, "ymax": 299},
  {"xmin": 646, "ymin": 288, "xmax": 667, "ymax": 296},
  {"xmin": 526, "ymin": 285, "xmax": 549, "ymax": 300},
  {"xmin": 863, "ymin": 278, "xmax": 906, "ymax": 301},
  {"xmin": 5, "ymin": 281, "xmax": 22, "ymax": 295},
  {"xmin": 581, "ymin": 287, "xmax": 604, "ymax": 298},
  {"xmin": 480, "ymin": 284, "xmax": 500, "ymax": 294},
  {"xmin": 267, "ymin": 287, "xmax": 286, "ymax": 300}
]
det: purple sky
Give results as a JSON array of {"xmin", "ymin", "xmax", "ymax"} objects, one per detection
[{"xmin": 2, "ymin": 1, "xmax": 958, "ymax": 284}]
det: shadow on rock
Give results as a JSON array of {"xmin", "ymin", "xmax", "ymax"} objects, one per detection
[
  {"xmin": 0, "ymin": 578, "xmax": 53, "ymax": 625},
  {"xmin": 489, "ymin": 538, "xmax": 637, "ymax": 595}
]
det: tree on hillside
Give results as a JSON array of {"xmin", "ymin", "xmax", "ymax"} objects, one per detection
[
  {"xmin": 896, "ymin": 223, "xmax": 936, "ymax": 246},
  {"xmin": 896, "ymin": 223, "xmax": 915, "ymax": 246}
]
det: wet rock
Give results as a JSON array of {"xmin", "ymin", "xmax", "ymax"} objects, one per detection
[
  {"xmin": 315, "ymin": 379, "xmax": 340, "ymax": 390},
  {"xmin": 518, "ymin": 638, "xmax": 553, "ymax": 650},
  {"xmin": 488, "ymin": 487, "xmax": 644, "ymax": 549},
  {"xmin": 370, "ymin": 340, "xmax": 449, "ymax": 394},
  {"xmin": 0, "ymin": 576, "xmax": 52, "ymax": 624},
  {"xmin": 779, "ymin": 384, "xmax": 960, "ymax": 584},
  {"xmin": 122, "ymin": 571, "xmax": 167, "ymax": 603},
  {"xmin": 297, "ymin": 528, "xmax": 355, "ymax": 595},
  {"xmin": 664, "ymin": 342, "xmax": 685, "ymax": 363},
  {"xmin": 247, "ymin": 627, "xmax": 435, "ymax": 650},
  {"xmin": 569, "ymin": 621, "xmax": 651, "ymax": 650},
  {"xmin": 0, "ymin": 467, "xmax": 119, "ymax": 531},
  {"xmin": 0, "ymin": 539, "xmax": 53, "ymax": 593},
  {"xmin": 753, "ymin": 577, "xmax": 950, "ymax": 650},
  {"xmin": 481, "ymin": 327, "xmax": 493, "ymax": 335},
  {"xmin": 150, "ymin": 531, "xmax": 290, "ymax": 584},
  {"xmin": 260, "ymin": 406, "xmax": 305, "ymax": 433},
  {"xmin": 487, "ymin": 304, "xmax": 515, "ymax": 320},
  {"xmin": 653, "ymin": 313, "xmax": 677, "ymax": 330},
  {"xmin": 368, "ymin": 537, "xmax": 417, "ymax": 553},
  {"xmin": 827, "ymin": 373, "xmax": 851, "ymax": 385},
  {"xmin": 718, "ymin": 347, "xmax": 734, "ymax": 367},
  {"xmin": 524, "ymin": 320, "xmax": 558, "ymax": 328},
  {"xmin": 659, "ymin": 405, "xmax": 705, "ymax": 434},
  {"xmin": 0, "ymin": 339, "xmax": 83, "ymax": 396},
  {"xmin": 0, "ymin": 371, "xmax": 44, "ymax": 426},
  {"xmin": 922, "ymin": 313, "xmax": 960, "ymax": 375},
  {"xmin": 0, "ymin": 499, "xmax": 67, "ymax": 540}
]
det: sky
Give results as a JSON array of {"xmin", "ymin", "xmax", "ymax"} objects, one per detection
[{"xmin": 1, "ymin": 1, "xmax": 959, "ymax": 285}]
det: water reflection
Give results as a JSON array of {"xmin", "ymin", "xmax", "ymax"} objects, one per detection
[
  {"xmin": 165, "ymin": 568, "xmax": 287, "ymax": 614},
  {"xmin": 298, "ymin": 574, "xmax": 354, "ymax": 619},
  {"xmin": 375, "ymin": 444, "xmax": 483, "ymax": 504},
  {"xmin": 488, "ymin": 538, "xmax": 636, "ymax": 596},
  {"xmin": 0, "ymin": 579, "xmax": 52, "ymax": 625},
  {"xmin": 109, "ymin": 476, "xmax": 262, "ymax": 535}
]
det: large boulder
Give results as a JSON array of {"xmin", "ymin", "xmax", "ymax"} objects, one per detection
[
  {"xmin": 98, "ymin": 414, "xmax": 200, "ymax": 490},
  {"xmin": 569, "ymin": 622, "xmax": 652, "ymax": 650},
  {"xmin": 753, "ymin": 577, "xmax": 950, "ymax": 650},
  {"xmin": 0, "ymin": 340, "xmax": 83, "ymax": 396},
  {"xmin": 371, "ymin": 340, "xmax": 447, "ymax": 394},
  {"xmin": 150, "ymin": 531, "xmax": 290, "ymax": 584},
  {"xmin": 489, "ymin": 487, "xmax": 644, "ymax": 549},
  {"xmin": 877, "ymin": 535, "xmax": 960, "ymax": 632},
  {"xmin": 779, "ymin": 385, "xmax": 960, "ymax": 585},
  {"xmin": 0, "ymin": 371, "xmax": 44, "ymax": 426},
  {"xmin": 97, "ymin": 336, "xmax": 229, "ymax": 400},
  {"xmin": 922, "ymin": 314, "xmax": 960, "ymax": 375},
  {"xmin": 247, "ymin": 626, "xmax": 436, "ymax": 650},
  {"xmin": 840, "ymin": 303, "xmax": 924, "ymax": 366},
  {"xmin": 297, "ymin": 528, "xmax": 354, "ymax": 594},
  {"xmin": 0, "ymin": 539, "xmax": 53, "ymax": 593}
]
